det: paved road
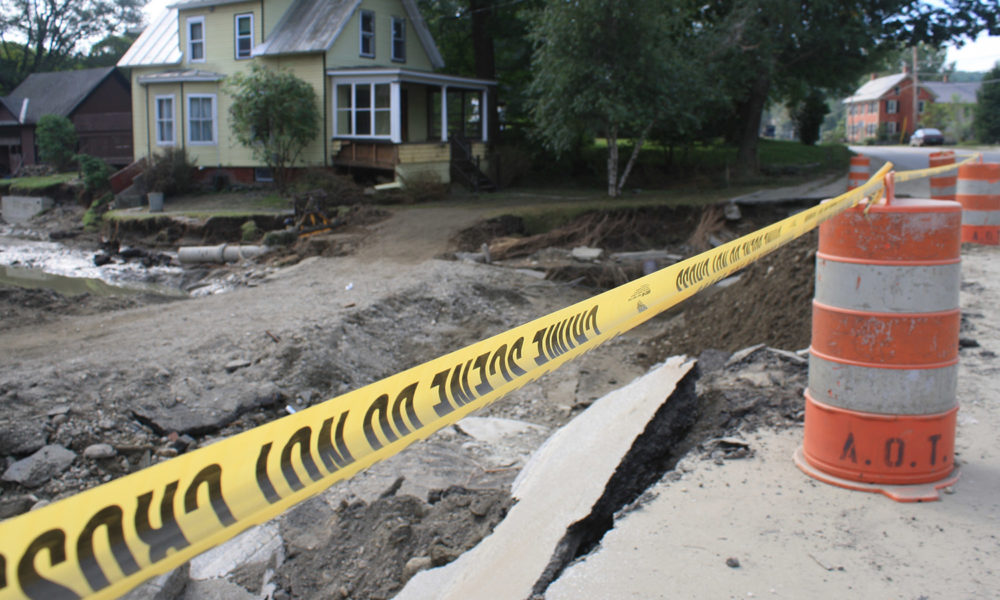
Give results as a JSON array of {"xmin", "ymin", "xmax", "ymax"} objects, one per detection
[{"xmin": 850, "ymin": 145, "xmax": 1000, "ymax": 199}]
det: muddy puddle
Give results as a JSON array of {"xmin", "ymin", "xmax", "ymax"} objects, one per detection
[{"xmin": 0, "ymin": 235, "xmax": 187, "ymax": 297}]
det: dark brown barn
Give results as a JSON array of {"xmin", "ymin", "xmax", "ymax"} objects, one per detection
[{"xmin": 0, "ymin": 67, "xmax": 132, "ymax": 175}]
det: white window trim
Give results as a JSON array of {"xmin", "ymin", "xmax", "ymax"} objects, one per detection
[
  {"xmin": 235, "ymin": 13, "xmax": 253, "ymax": 60},
  {"xmin": 187, "ymin": 94, "xmax": 217, "ymax": 145},
  {"xmin": 391, "ymin": 16, "xmax": 406, "ymax": 62},
  {"xmin": 360, "ymin": 10, "xmax": 375, "ymax": 58},
  {"xmin": 155, "ymin": 94, "xmax": 176, "ymax": 146},
  {"xmin": 187, "ymin": 16, "xmax": 206, "ymax": 63},
  {"xmin": 333, "ymin": 81, "xmax": 393, "ymax": 140}
]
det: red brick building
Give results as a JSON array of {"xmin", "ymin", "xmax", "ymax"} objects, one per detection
[{"xmin": 844, "ymin": 71, "xmax": 936, "ymax": 143}]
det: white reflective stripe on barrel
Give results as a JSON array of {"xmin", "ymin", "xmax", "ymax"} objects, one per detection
[
  {"xmin": 956, "ymin": 179, "xmax": 1000, "ymax": 195},
  {"xmin": 808, "ymin": 354, "xmax": 958, "ymax": 414},
  {"xmin": 931, "ymin": 185, "xmax": 955, "ymax": 196},
  {"xmin": 961, "ymin": 209, "xmax": 1000, "ymax": 226},
  {"xmin": 815, "ymin": 259, "xmax": 960, "ymax": 313}
]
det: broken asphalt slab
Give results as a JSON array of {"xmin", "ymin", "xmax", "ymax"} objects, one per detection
[{"xmin": 395, "ymin": 356, "xmax": 697, "ymax": 600}]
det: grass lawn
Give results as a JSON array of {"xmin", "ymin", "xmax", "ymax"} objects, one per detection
[
  {"xmin": 106, "ymin": 190, "xmax": 290, "ymax": 222},
  {"xmin": 0, "ymin": 172, "xmax": 76, "ymax": 193}
]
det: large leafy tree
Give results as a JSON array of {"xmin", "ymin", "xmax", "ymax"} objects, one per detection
[
  {"xmin": 418, "ymin": 0, "xmax": 541, "ymax": 140},
  {"xmin": 702, "ymin": 0, "xmax": 999, "ymax": 177},
  {"xmin": 0, "ymin": 0, "xmax": 143, "ymax": 92},
  {"xmin": 227, "ymin": 64, "xmax": 320, "ymax": 193},
  {"xmin": 528, "ymin": 0, "xmax": 702, "ymax": 196},
  {"xmin": 973, "ymin": 62, "xmax": 1000, "ymax": 143}
]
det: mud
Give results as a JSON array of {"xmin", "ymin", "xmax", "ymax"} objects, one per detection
[{"xmin": 2, "ymin": 197, "xmax": 825, "ymax": 599}]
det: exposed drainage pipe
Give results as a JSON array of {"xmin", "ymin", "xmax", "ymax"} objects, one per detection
[{"xmin": 177, "ymin": 244, "xmax": 269, "ymax": 264}]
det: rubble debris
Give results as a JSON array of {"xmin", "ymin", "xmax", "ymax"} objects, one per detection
[{"xmin": 2, "ymin": 444, "xmax": 77, "ymax": 488}]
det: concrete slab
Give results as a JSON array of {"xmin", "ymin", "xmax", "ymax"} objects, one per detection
[
  {"xmin": 1, "ymin": 195, "xmax": 54, "ymax": 224},
  {"xmin": 189, "ymin": 522, "xmax": 283, "ymax": 580},
  {"xmin": 395, "ymin": 356, "xmax": 696, "ymax": 600}
]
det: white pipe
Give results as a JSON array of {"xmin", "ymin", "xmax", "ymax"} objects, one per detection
[{"xmin": 177, "ymin": 244, "xmax": 269, "ymax": 264}]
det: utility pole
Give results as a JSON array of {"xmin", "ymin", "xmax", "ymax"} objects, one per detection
[{"xmin": 912, "ymin": 46, "xmax": 919, "ymax": 137}]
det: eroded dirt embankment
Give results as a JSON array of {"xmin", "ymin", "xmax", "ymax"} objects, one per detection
[{"xmin": 3, "ymin": 199, "xmax": 833, "ymax": 599}]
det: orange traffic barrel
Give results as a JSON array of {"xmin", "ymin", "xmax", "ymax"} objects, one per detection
[
  {"xmin": 795, "ymin": 198, "xmax": 962, "ymax": 502},
  {"xmin": 956, "ymin": 162, "xmax": 1000, "ymax": 245},
  {"xmin": 929, "ymin": 151, "xmax": 956, "ymax": 201},
  {"xmin": 847, "ymin": 156, "xmax": 870, "ymax": 191}
]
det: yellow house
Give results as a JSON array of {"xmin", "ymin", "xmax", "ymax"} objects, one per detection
[{"xmin": 117, "ymin": 0, "xmax": 495, "ymax": 188}]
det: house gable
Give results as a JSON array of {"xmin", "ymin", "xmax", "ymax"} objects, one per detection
[{"xmin": 322, "ymin": 0, "xmax": 438, "ymax": 70}]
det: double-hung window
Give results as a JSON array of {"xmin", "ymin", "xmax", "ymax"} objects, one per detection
[
  {"xmin": 155, "ymin": 96, "xmax": 175, "ymax": 145},
  {"xmin": 188, "ymin": 95, "xmax": 216, "ymax": 144},
  {"xmin": 335, "ymin": 83, "xmax": 391, "ymax": 138},
  {"xmin": 188, "ymin": 17, "xmax": 205, "ymax": 62},
  {"xmin": 235, "ymin": 14, "xmax": 253, "ymax": 59},
  {"xmin": 886, "ymin": 99, "xmax": 898, "ymax": 114},
  {"xmin": 360, "ymin": 11, "xmax": 375, "ymax": 57},
  {"xmin": 391, "ymin": 17, "xmax": 406, "ymax": 62}
]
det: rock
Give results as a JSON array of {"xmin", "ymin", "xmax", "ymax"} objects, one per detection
[
  {"xmin": 0, "ymin": 422, "xmax": 47, "ymax": 456},
  {"xmin": 224, "ymin": 359, "xmax": 252, "ymax": 373},
  {"xmin": 429, "ymin": 542, "xmax": 460, "ymax": 567},
  {"xmin": 724, "ymin": 202, "xmax": 742, "ymax": 220},
  {"xmin": 725, "ymin": 343, "xmax": 766, "ymax": 366},
  {"xmin": 726, "ymin": 557, "xmax": 741, "ymax": 568},
  {"xmin": 2, "ymin": 444, "xmax": 76, "ymax": 488},
  {"xmin": 84, "ymin": 443, "xmax": 117, "ymax": 459},
  {"xmin": 182, "ymin": 579, "xmax": 255, "ymax": 600},
  {"xmin": 134, "ymin": 382, "xmax": 284, "ymax": 435},
  {"xmin": 120, "ymin": 563, "xmax": 189, "ymax": 600},
  {"xmin": 189, "ymin": 522, "xmax": 283, "ymax": 581},
  {"xmin": 403, "ymin": 556, "xmax": 433, "ymax": 581},
  {"xmin": 571, "ymin": 246, "xmax": 604, "ymax": 261},
  {"xmin": 93, "ymin": 253, "xmax": 113, "ymax": 266},
  {"xmin": 0, "ymin": 494, "xmax": 35, "ymax": 519}
]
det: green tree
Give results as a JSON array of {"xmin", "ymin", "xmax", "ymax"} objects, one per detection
[
  {"xmin": 227, "ymin": 64, "xmax": 320, "ymax": 193},
  {"xmin": 0, "ymin": 0, "xmax": 144, "ymax": 91},
  {"xmin": 790, "ymin": 90, "xmax": 830, "ymax": 146},
  {"xmin": 528, "ymin": 0, "xmax": 700, "ymax": 196},
  {"xmin": 701, "ymin": 0, "xmax": 999, "ymax": 177},
  {"xmin": 36, "ymin": 114, "xmax": 77, "ymax": 171},
  {"xmin": 973, "ymin": 63, "xmax": 1000, "ymax": 143}
]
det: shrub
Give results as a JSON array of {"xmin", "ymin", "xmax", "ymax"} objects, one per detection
[
  {"xmin": 241, "ymin": 219, "xmax": 261, "ymax": 242},
  {"xmin": 76, "ymin": 154, "xmax": 111, "ymax": 195},
  {"xmin": 145, "ymin": 148, "xmax": 196, "ymax": 197},
  {"xmin": 82, "ymin": 192, "xmax": 113, "ymax": 230},
  {"xmin": 37, "ymin": 115, "xmax": 78, "ymax": 171}
]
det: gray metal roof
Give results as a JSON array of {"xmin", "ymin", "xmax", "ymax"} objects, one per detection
[
  {"xmin": 3, "ymin": 67, "xmax": 120, "ymax": 124},
  {"xmin": 168, "ymin": 0, "xmax": 253, "ymax": 9},
  {"xmin": 922, "ymin": 81, "xmax": 981, "ymax": 104},
  {"xmin": 118, "ymin": 9, "xmax": 182, "ymax": 67},
  {"xmin": 844, "ymin": 73, "xmax": 909, "ymax": 103},
  {"xmin": 136, "ymin": 69, "xmax": 225, "ymax": 84},
  {"xmin": 255, "ymin": 0, "xmax": 359, "ymax": 56},
  {"xmin": 256, "ymin": 0, "xmax": 444, "ymax": 68}
]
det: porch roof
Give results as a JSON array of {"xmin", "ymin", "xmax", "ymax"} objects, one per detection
[
  {"xmin": 325, "ymin": 68, "xmax": 495, "ymax": 90},
  {"xmin": 137, "ymin": 69, "xmax": 225, "ymax": 84}
]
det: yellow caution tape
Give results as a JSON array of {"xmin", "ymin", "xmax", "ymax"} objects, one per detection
[
  {"xmin": 893, "ymin": 153, "xmax": 980, "ymax": 183},
  {"xmin": 0, "ymin": 160, "xmax": 920, "ymax": 600}
]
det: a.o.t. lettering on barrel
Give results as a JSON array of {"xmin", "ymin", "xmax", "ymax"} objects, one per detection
[
  {"xmin": 884, "ymin": 438, "xmax": 905, "ymax": 468},
  {"xmin": 840, "ymin": 433, "xmax": 857, "ymax": 463},
  {"xmin": 135, "ymin": 481, "xmax": 190, "ymax": 563},
  {"xmin": 928, "ymin": 434, "xmax": 942, "ymax": 466},
  {"xmin": 76, "ymin": 505, "xmax": 140, "ymax": 592},
  {"xmin": 17, "ymin": 529, "xmax": 79, "ymax": 599},
  {"xmin": 184, "ymin": 464, "xmax": 236, "ymax": 528}
]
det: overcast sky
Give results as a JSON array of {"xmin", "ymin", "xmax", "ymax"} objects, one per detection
[{"xmin": 141, "ymin": 0, "xmax": 1000, "ymax": 73}]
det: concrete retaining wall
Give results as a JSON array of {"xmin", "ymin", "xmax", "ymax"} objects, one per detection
[{"xmin": 1, "ymin": 196, "xmax": 54, "ymax": 224}]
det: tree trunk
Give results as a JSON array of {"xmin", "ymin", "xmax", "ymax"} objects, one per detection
[
  {"xmin": 733, "ymin": 73, "xmax": 771, "ymax": 179},
  {"xmin": 469, "ymin": 0, "xmax": 499, "ymax": 144},
  {"xmin": 607, "ymin": 125, "xmax": 619, "ymax": 197},
  {"xmin": 616, "ymin": 121, "xmax": 653, "ymax": 196}
]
